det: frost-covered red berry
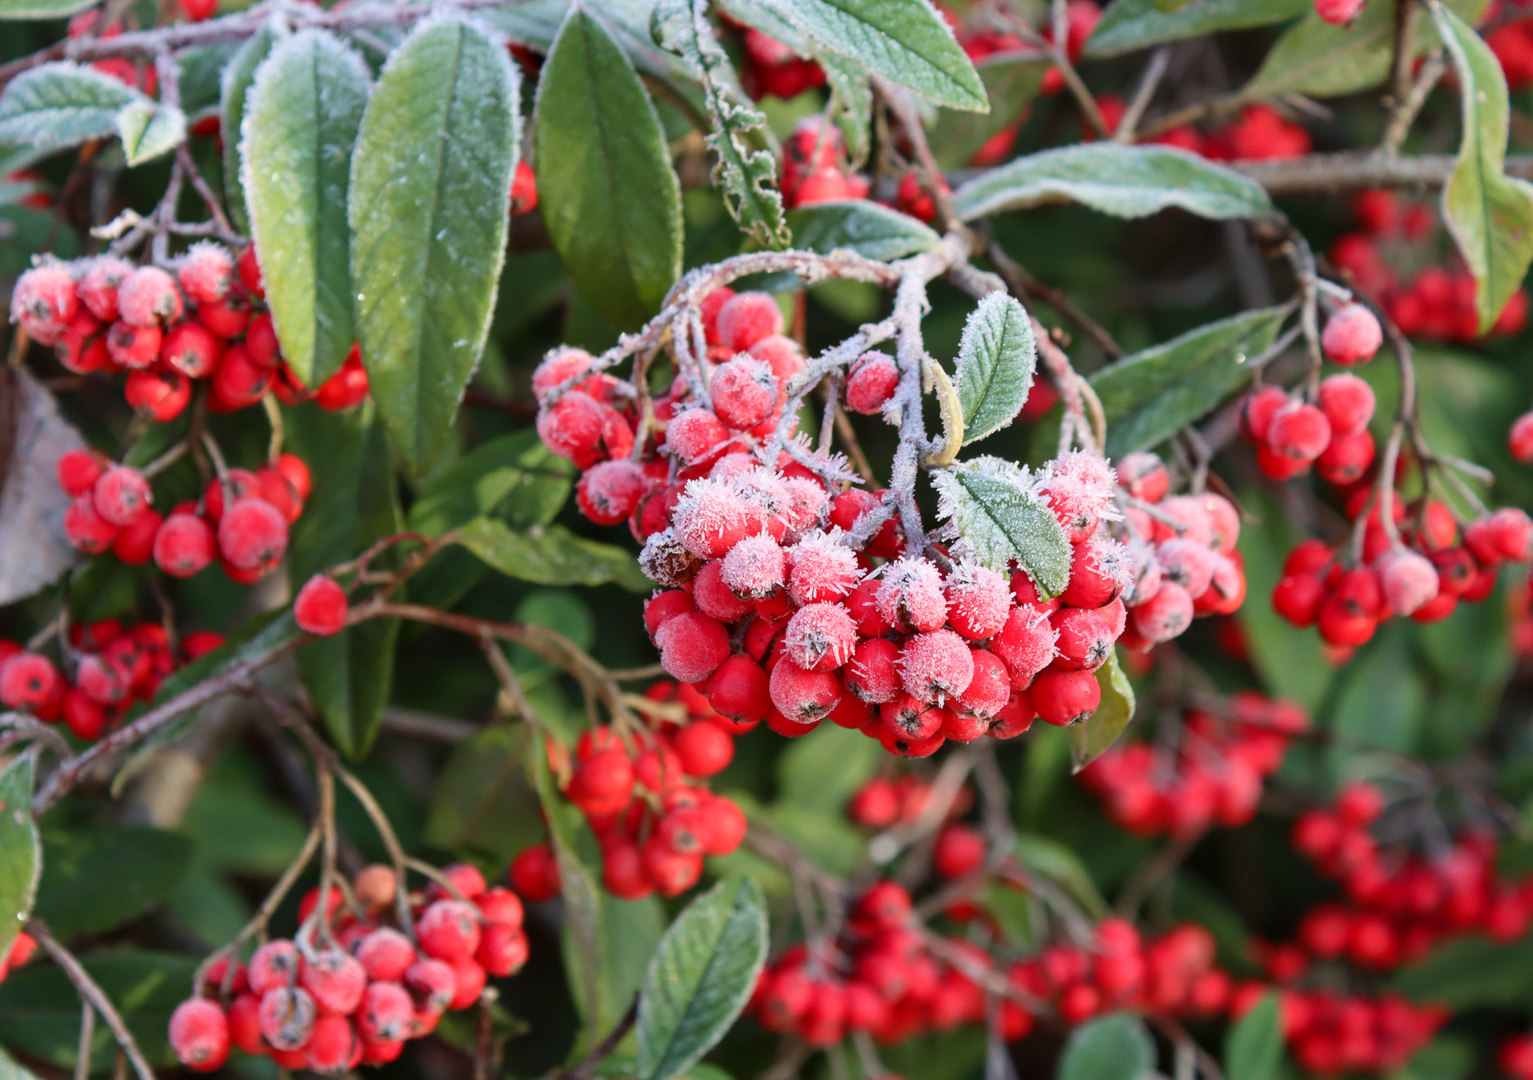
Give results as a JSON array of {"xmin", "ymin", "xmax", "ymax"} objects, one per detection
[
  {"xmin": 56, "ymin": 448, "xmax": 103, "ymax": 496},
  {"xmin": 990, "ymin": 607, "xmax": 1058, "ymax": 687},
  {"xmin": 237, "ymin": 244, "xmax": 264, "ymax": 297},
  {"xmin": 1321, "ymin": 302, "xmax": 1382, "ymax": 365},
  {"xmin": 169, "ymin": 999, "xmax": 230, "ymax": 1072},
  {"xmin": 295, "ymin": 575, "xmax": 347, "ymax": 635},
  {"xmin": 654, "ymin": 610, "xmax": 730, "ymax": 683},
  {"xmin": 304, "ymin": 1014, "xmax": 357, "ymax": 1072},
  {"xmin": 715, "ymin": 291, "xmax": 784, "ymax": 352},
  {"xmin": 1266, "ymin": 402, "xmax": 1331, "ymax": 463},
  {"xmin": 78, "ymin": 257, "xmax": 132, "ymax": 322},
  {"xmin": 249, "ymin": 939, "xmax": 301, "ymax": 994},
  {"xmin": 1511, "ymin": 412, "xmax": 1533, "ymax": 463},
  {"xmin": 786, "ymin": 532, "xmax": 860, "ymax": 605},
  {"xmin": 10, "ymin": 264, "xmax": 77, "ymax": 345},
  {"xmin": 1061, "ymin": 538, "xmax": 1133, "ymax": 609},
  {"xmin": 65, "ymin": 494, "xmax": 119, "ymax": 552},
  {"xmin": 537, "ymin": 391, "xmax": 608, "ymax": 469},
  {"xmin": 846, "ymin": 637, "xmax": 902, "ymax": 703},
  {"xmin": 0, "ymin": 652, "xmax": 60, "ymax": 711},
  {"xmin": 1314, "ymin": 0, "xmax": 1364, "ymax": 23},
  {"xmin": 257, "ymin": 986, "xmax": 317, "ymax": 1051},
  {"xmin": 577, "ymin": 459, "xmax": 649, "ymax": 526},
  {"xmin": 125, "ymin": 367, "xmax": 191, "ymax": 421},
  {"xmin": 1042, "ymin": 451, "xmax": 1118, "ymax": 542},
  {"xmin": 106, "ymin": 321, "xmax": 162, "ymax": 368},
  {"xmin": 769, "ymin": 659, "xmax": 842, "ymax": 723},
  {"xmin": 899, "ymin": 629, "xmax": 975, "ymax": 702},
  {"xmin": 784, "ymin": 602, "xmax": 858, "ymax": 671},
  {"xmin": 357, "ymin": 981, "xmax": 412, "ymax": 1044},
  {"xmin": 161, "ymin": 321, "xmax": 222, "ymax": 378},
  {"xmin": 876, "ymin": 558, "xmax": 948, "ymax": 633},
  {"xmin": 710, "ymin": 356, "xmax": 780, "ymax": 430},
  {"xmin": 93, "ymin": 465, "xmax": 151, "ymax": 526},
  {"xmin": 943, "ymin": 561, "xmax": 1011, "ymax": 639},
  {"xmin": 1117, "ymin": 451, "xmax": 1169, "ymax": 502},
  {"xmin": 217, "ymin": 498, "xmax": 288, "ymax": 571},
  {"xmin": 1375, "ymin": 548, "xmax": 1439, "ymax": 616},
  {"xmin": 671, "ymin": 479, "xmax": 752, "ymax": 560},
  {"xmin": 300, "ymin": 948, "xmax": 366, "ymax": 1016},
  {"xmin": 117, "ymin": 266, "xmax": 183, "ymax": 327},
  {"xmin": 1051, "ymin": 607, "xmax": 1116, "ymax": 670},
  {"xmin": 177, "ymin": 241, "xmax": 234, "ymax": 305},
  {"xmin": 1131, "ymin": 580, "xmax": 1193, "ymax": 642},
  {"xmin": 417, "ymin": 900, "xmax": 482, "ymax": 963},
  {"xmin": 1317, "ymin": 373, "xmax": 1376, "ymax": 435},
  {"xmin": 706, "ymin": 654, "xmax": 770, "ymax": 723},
  {"xmin": 846, "ymin": 352, "xmax": 899, "ymax": 415},
  {"xmin": 666, "ymin": 408, "xmax": 731, "ymax": 465}
]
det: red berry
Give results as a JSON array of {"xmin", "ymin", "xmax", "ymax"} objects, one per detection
[
  {"xmin": 509, "ymin": 843, "xmax": 561, "ymax": 902},
  {"xmin": 416, "ymin": 899, "xmax": 483, "ymax": 963},
  {"xmin": 769, "ymin": 659, "xmax": 843, "ymax": 724},
  {"xmin": 237, "ymin": 244, "xmax": 265, "ymax": 297},
  {"xmin": 106, "ymin": 321, "xmax": 162, "ymax": 368},
  {"xmin": 210, "ymin": 343, "xmax": 272, "ymax": 408},
  {"xmin": 1267, "ymin": 403, "xmax": 1331, "ymax": 463},
  {"xmin": 933, "ymin": 824, "xmax": 985, "ymax": 878},
  {"xmin": 152, "ymin": 512, "xmax": 214, "ymax": 577},
  {"xmin": 845, "ymin": 353, "xmax": 899, "ymax": 415},
  {"xmin": 1511, "ymin": 411, "xmax": 1533, "ymax": 463},
  {"xmin": 1030, "ymin": 666, "xmax": 1102, "ymax": 726},
  {"xmin": 509, "ymin": 159, "xmax": 538, "ymax": 214},
  {"xmin": 257, "ymin": 986, "xmax": 316, "ymax": 1051},
  {"xmin": 672, "ymin": 719, "xmax": 734, "ymax": 777},
  {"xmin": 356, "ymin": 981, "xmax": 412, "ymax": 1044},
  {"xmin": 706, "ymin": 654, "xmax": 770, "ymax": 724},
  {"xmin": 303, "ymin": 1014, "xmax": 357, "ymax": 1073},
  {"xmin": 710, "ymin": 356, "xmax": 780, "ymax": 430},
  {"xmin": 56, "ymin": 449, "xmax": 104, "ymax": 496},
  {"xmin": 299, "ymin": 948, "xmax": 366, "ymax": 1016},
  {"xmin": 197, "ymin": 292, "xmax": 251, "ymax": 338},
  {"xmin": 1317, "ymin": 373, "xmax": 1375, "ymax": 435},
  {"xmin": 124, "ymin": 366, "xmax": 191, "ymax": 421},
  {"xmin": 117, "ymin": 266, "xmax": 183, "ymax": 328},
  {"xmin": 715, "ymin": 291, "xmax": 784, "ymax": 352},
  {"xmin": 655, "ymin": 610, "xmax": 730, "ymax": 683},
  {"xmin": 177, "ymin": 241, "xmax": 234, "ymax": 305},
  {"xmin": 476, "ymin": 922, "xmax": 529, "ymax": 977},
  {"xmin": 0, "ymin": 652, "xmax": 60, "ymax": 712},
  {"xmin": 169, "ymin": 999, "xmax": 230, "ymax": 1072},
  {"xmin": 315, "ymin": 349, "xmax": 369, "ymax": 411},
  {"xmin": 294, "ymin": 575, "xmax": 347, "ymax": 635},
  {"xmin": 9, "ymin": 264, "xmax": 77, "ymax": 345},
  {"xmin": 784, "ymin": 602, "xmax": 858, "ymax": 672},
  {"xmin": 63, "ymin": 496, "xmax": 119, "ymax": 553},
  {"xmin": 216, "ymin": 498, "xmax": 287, "ymax": 571},
  {"xmin": 356, "ymin": 928, "xmax": 417, "ymax": 982},
  {"xmin": 1321, "ymin": 303, "xmax": 1382, "ymax": 365},
  {"xmin": 1239, "ymin": 386, "xmax": 1289, "ymax": 445},
  {"xmin": 111, "ymin": 507, "xmax": 162, "ymax": 564},
  {"xmin": 93, "ymin": 465, "xmax": 151, "ymax": 526},
  {"xmin": 1315, "ymin": 0, "xmax": 1363, "ymax": 23},
  {"xmin": 78, "ymin": 257, "xmax": 132, "ymax": 322},
  {"xmin": 248, "ymin": 939, "xmax": 301, "ymax": 995},
  {"xmin": 161, "ymin": 320, "xmax": 222, "ymax": 378}
]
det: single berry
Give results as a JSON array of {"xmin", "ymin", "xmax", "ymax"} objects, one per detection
[
  {"xmin": 416, "ymin": 899, "xmax": 483, "ymax": 963},
  {"xmin": 710, "ymin": 356, "xmax": 780, "ymax": 430},
  {"xmin": 176, "ymin": 241, "xmax": 234, "ymax": 305},
  {"xmin": 715, "ymin": 291, "xmax": 785, "ymax": 352},
  {"xmin": 93, "ymin": 465, "xmax": 151, "ymax": 526},
  {"xmin": 1030, "ymin": 666, "xmax": 1102, "ymax": 726},
  {"xmin": 217, "ymin": 497, "xmax": 288, "ymax": 571},
  {"xmin": 168, "ymin": 999, "xmax": 230, "ymax": 1072},
  {"xmin": 57, "ymin": 449, "xmax": 104, "ymax": 496},
  {"xmin": 117, "ymin": 266, "xmax": 183, "ymax": 328},
  {"xmin": 1321, "ymin": 303, "xmax": 1383, "ymax": 365},
  {"xmin": 9, "ymin": 264, "xmax": 77, "ymax": 345},
  {"xmin": 294, "ymin": 575, "xmax": 347, "ymax": 636},
  {"xmin": 299, "ymin": 948, "xmax": 366, "ymax": 1016},
  {"xmin": 257, "ymin": 986, "xmax": 316, "ymax": 1051},
  {"xmin": 77, "ymin": 257, "xmax": 132, "ymax": 322},
  {"xmin": 1317, "ymin": 373, "xmax": 1376, "ymax": 435},
  {"xmin": 356, "ymin": 927, "xmax": 416, "ymax": 982},
  {"xmin": 160, "ymin": 320, "xmax": 221, "ymax": 378},
  {"xmin": 845, "ymin": 353, "xmax": 899, "ymax": 415}
]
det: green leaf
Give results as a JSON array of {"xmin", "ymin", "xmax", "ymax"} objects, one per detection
[
  {"xmin": 954, "ymin": 144, "xmax": 1273, "ymax": 223},
  {"xmin": 424, "ymin": 727, "xmax": 544, "ymax": 865},
  {"xmin": 0, "ymin": 0, "xmax": 94, "ymax": 19},
  {"xmin": 242, "ymin": 30, "xmax": 370, "ymax": 388},
  {"xmin": 174, "ymin": 43, "xmax": 240, "ymax": 119},
  {"xmin": 931, "ymin": 458, "xmax": 1071, "ymax": 597},
  {"xmin": 0, "ymin": 758, "xmax": 39, "ymax": 965},
  {"xmin": 285, "ymin": 407, "xmax": 400, "ymax": 758},
  {"xmin": 408, "ymin": 429, "xmax": 576, "ymax": 537},
  {"xmin": 776, "ymin": 723, "xmax": 882, "ymax": 815},
  {"xmin": 350, "ymin": 16, "xmax": 520, "ymax": 472},
  {"xmin": 1057, "ymin": 1012, "xmax": 1156, "ymax": 1080},
  {"xmin": 1086, "ymin": 0, "xmax": 1308, "ymax": 57},
  {"xmin": 114, "ymin": 99, "xmax": 185, "ymax": 166},
  {"xmin": 931, "ymin": 52, "xmax": 1049, "ymax": 170},
  {"xmin": 1224, "ymin": 992, "xmax": 1283, "ymax": 1080},
  {"xmin": 749, "ymin": 0, "xmax": 986, "ymax": 110},
  {"xmin": 1435, "ymin": 3, "xmax": 1533, "ymax": 335},
  {"xmin": 955, "ymin": 291, "xmax": 1036, "ymax": 445},
  {"xmin": 537, "ymin": 6, "xmax": 682, "ymax": 331},
  {"xmin": 1093, "ymin": 306, "xmax": 1289, "ymax": 458},
  {"xmin": 0, "ymin": 950, "xmax": 196, "ymax": 1070},
  {"xmin": 456, "ymin": 518, "xmax": 649, "ymax": 592},
  {"xmin": 1391, "ymin": 933, "xmax": 1533, "ymax": 1008},
  {"xmin": 785, "ymin": 199, "xmax": 940, "ymax": 260},
  {"xmin": 636, "ymin": 878, "xmax": 768, "ymax": 1080},
  {"xmin": 1071, "ymin": 651, "xmax": 1136, "ymax": 770},
  {"xmin": 1014, "ymin": 833, "xmax": 1110, "ymax": 919},
  {"xmin": 220, "ymin": 19, "xmax": 283, "ymax": 232},
  {"xmin": 651, "ymin": 0, "xmax": 790, "ymax": 248},
  {"xmin": 0, "ymin": 1043, "xmax": 42, "ymax": 1080},
  {"xmin": 33, "ymin": 826, "xmax": 192, "ymax": 938},
  {"xmin": 1242, "ymin": 0, "xmax": 1487, "ymax": 99},
  {"xmin": 0, "ymin": 64, "xmax": 142, "ymax": 151}
]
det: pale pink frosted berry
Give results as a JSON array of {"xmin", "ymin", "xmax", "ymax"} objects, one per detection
[
  {"xmin": 1155, "ymin": 538, "xmax": 1217, "ymax": 599},
  {"xmin": 846, "ymin": 353, "xmax": 899, "ymax": 415},
  {"xmin": 876, "ymin": 558, "xmax": 948, "ymax": 633},
  {"xmin": 356, "ymin": 928, "xmax": 417, "ymax": 982},
  {"xmin": 1376, "ymin": 548, "xmax": 1439, "ymax": 616},
  {"xmin": 768, "ymin": 659, "xmax": 842, "ymax": 723},
  {"xmin": 715, "ymin": 291, "xmax": 784, "ymax": 352},
  {"xmin": 1131, "ymin": 580, "xmax": 1194, "ymax": 642},
  {"xmin": 899, "ymin": 629, "xmax": 975, "ymax": 703},
  {"xmin": 784, "ymin": 602, "xmax": 858, "ymax": 672},
  {"xmin": 1315, "ymin": 0, "xmax": 1364, "ymax": 23},
  {"xmin": 169, "ymin": 999, "xmax": 230, "ymax": 1072},
  {"xmin": 732, "ymin": 469, "xmax": 792, "ymax": 540},
  {"xmin": 672, "ymin": 479, "xmax": 753, "ymax": 559},
  {"xmin": 257, "ymin": 986, "xmax": 316, "ymax": 1051},
  {"xmin": 749, "ymin": 334, "xmax": 806, "ymax": 383},
  {"xmin": 710, "ymin": 452, "xmax": 759, "ymax": 482},
  {"xmin": 92, "ymin": 465, "xmax": 152, "ymax": 526},
  {"xmin": 1318, "ymin": 373, "xmax": 1376, "ymax": 436},
  {"xmin": 294, "ymin": 575, "xmax": 347, "ymax": 635},
  {"xmin": 666, "ymin": 408, "xmax": 731, "ymax": 465},
  {"xmin": 990, "ymin": 607, "xmax": 1058, "ymax": 687},
  {"xmin": 943, "ymin": 561, "xmax": 1011, "ymax": 640},
  {"xmin": 1321, "ymin": 303, "xmax": 1382, "ymax": 365},
  {"xmin": 10, "ymin": 264, "xmax": 78, "ymax": 345},
  {"xmin": 786, "ymin": 531, "xmax": 860, "ymax": 605},
  {"xmin": 1125, "ymin": 540, "xmax": 1162, "ymax": 603},
  {"xmin": 721, "ymin": 532, "xmax": 786, "ymax": 599},
  {"xmin": 78, "ymin": 257, "xmax": 133, "ymax": 322},
  {"xmin": 654, "ymin": 610, "xmax": 730, "ymax": 683},
  {"xmin": 1151, "ymin": 495, "xmax": 1215, "ymax": 547},
  {"xmin": 537, "ymin": 391, "xmax": 607, "ymax": 469},
  {"xmin": 1059, "ymin": 538, "xmax": 1135, "ymax": 610},
  {"xmin": 177, "ymin": 241, "xmax": 235, "ymax": 305},
  {"xmin": 846, "ymin": 637, "xmax": 902, "ymax": 703},
  {"xmin": 117, "ymin": 265, "xmax": 183, "ymax": 327},
  {"xmin": 577, "ymin": 459, "xmax": 649, "ymax": 526},
  {"xmin": 778, "ymin": 476, "xmax": 831, "ymax": 542},
  {"xmin": 532, "ymin": 346, "xmax": 595, "ymax": 399},
  {"xmin": 953, "ymin": 649, "xmax": 1010, "ymax": 720},
  {"xmin": 709, "ymin": 356, "xmax": 779, "ymax": 430},
  {"xmin": 1117, "ymin": 452, "xmax": 1169, "ymax": 502},
  {"xmin": 299, "ymin": 948, "xmax": 367, "ymax": 1015},
  {"xmin": 1042, "ymin": 451, "xmax": 1117, "ymax": 541}
]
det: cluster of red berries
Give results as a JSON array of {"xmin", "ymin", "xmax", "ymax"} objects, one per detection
[
  {"xmin": 1270, "ymin": 785, "xmax": 1533, "ymax": 973},
  {"xmin": 1270, "ymin": 502, "xmax": 1531, "ymax": 656},
  {"xmin": 508, "ymin": 680, "xmax": 747, "ymax": 901},
  {"xmin": 11, "ymin": 244, "xmax": 370, "ymax": 421},
  {"xmin": 1330, "ymin": 190, "xmax": 1531, "ymax": 342},
  {"xmin": 846, "ymin": 772, "xmax": 971, "ymax": 830},
  {"xmin": 748, "ymin": 881, "xmax": 998, "ymax": 1046},
  {"xmin": 1113, "ymin": 453, "xmax": 1247, "ymax": 649},
  {"xmin": 57, "ymin": 447, "xmax": 312, "ymax": 586},
  {"xmin": 1077, "ymin": 692, "xmax": 1308, "ymax": 838},
  {"xmin": 737, "ymin": 23, "xmax": 827, "ymax": 101},
  {"xmin": 1271, "ymin": 990, "xmax": 1446, "ymax": 1076},
  {"xmin": 0, "ymin": 621, "xmax": 223, "ymax": 742},
  {"xmin": 168, "ymin": 863, "xmax": 529, "ymax": 1073}
]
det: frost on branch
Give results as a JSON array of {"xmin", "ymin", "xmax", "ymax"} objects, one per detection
[{"xmin": 932, "ymin": 456, "xmax": 1071, "ymax": 597}]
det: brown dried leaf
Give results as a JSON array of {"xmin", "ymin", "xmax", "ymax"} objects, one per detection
[{"xmin": 0, "ymin": 366, "xmax": 84, "ymax": 605}]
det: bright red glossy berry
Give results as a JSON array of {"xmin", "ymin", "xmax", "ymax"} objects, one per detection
[{"xmin": 294, "ymin": 575, "xmax": 347, "ymax": 636}]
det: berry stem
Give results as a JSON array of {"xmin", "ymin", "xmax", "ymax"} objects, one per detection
[{"xmin": 28, "ymin": 920, "xmax": 158, "ymax": 1080}]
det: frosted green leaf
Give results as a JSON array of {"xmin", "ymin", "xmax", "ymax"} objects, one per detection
[
  {"xmin": 955, "ymin": 291, "xmax": 1036, "ymax": 445},
  {"xmin": 931, "ymin": 457, "xmax": 1070, "ymax": 596},
  {"xmin": 786, "ymin": 199, "xmax": 939, "ymax": 260},
  {"xmin": 220, "ymin": 20, "xmax": 283, "ymax": 232},
  {"xmin": 114, "ymin": 100, "xmax": 186, "ymax": 166},
  {"xmin": 1086, "ymin": 0, "xmax": 1308, "ymax": 57},
  {"xmin": 0, "ymin": 756, "xmax": 39, "ymax": 965},
  {"xmin": 0, "ymin": 64, "xmax": 142, "ymax": 151}
]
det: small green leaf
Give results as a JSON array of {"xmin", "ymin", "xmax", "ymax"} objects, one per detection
[
  {"xmin": 749, "ymin": 0, "xmax": 987, "ymax": 110},
  {"xmin": 1057, "ymin": 1012, "xmax": 1156, "ymax": 1080},
  {"xmin": 1070, "ymin": 652, "xmax": 1137, "ymax": 770},
  {"xmin": 0, "ymin": 1042, "xmax": 43, "ymax": 1080},
  {"xmin": 1435, "ymin": 3, "xmax": 1533, "ymax": 335},
  {"xmin": 776, "ymin": 723, "xmax": 882, "ymax": 815},
  {"xmin": 220, "ymin": 20, "xmax": 283, "ymax": 232},
  {"xmin": 456, "ymin": 518, "xmax": 649, "ymax": 592},
  {"xmin": 407, "ymin": 430, "xmax": 575, "ymax": 537},
  {"xmin": 241, "ymin": 30, "xmax": 370, "ymax": 388},
  {"xmin": 114, "ymin": 100, "xmax": 186, "ymax": 166},
  {"xmin": 786, "ymin": 199, "xmax": 940, "ymax": 260},
  {"xmin": 285, "ymin": 406, "xmax": 400, "ymax": 758},
  {"xmin": 350, "ymin": 16, "xmax": 520, "ymax": 472},
  {"xmin": 1391, "ymin": 930, "xmax": 1533, "ymax": 1008},
  {"xmin": 1086, "ymin": 0, "xmax": 1308, "ymax": 57},
  {"xmin": 0, "ymin": 0, "xmax": 94, "ymax": 19},
  {"xmin": 174, "ymin": 43, "xmax": 240, "ymax": 119},
  {"xmin": 652, "ymin": 0, "xmax": 790, "ymax": 248},
  {"xmin": 954, "ymin": 144, "xmax": 1273, "ymax": 223},
  {"xmin": 931, "ymin": 52, "xmax": 1049, "ymax": 170},
  {"xmin": 537, "ymin": 6, "xmax": 682, "ymax": 330},
  {"xmin": 1224, "ymin": 992, "xmax": 1283, "ymax": 1080},
  {"xmin": 955, "ymin": 292, "xmax": 1036, "ymax": 445},
  {"xmin": 1014, "ymin": 833, "xmax": 1110, "ymax": 919},
  {"xmin": 1094, "ymin": 306, "xmax": 1289, "ymax": 458},
  {"xmin": 0, "ymin": 757, "xmax": 39, "ymax": 964},
  {"xmin": 931, "ymin": 458, "xmax": 1070, "ymax": 596},
  {"xmin": 34, "ymin": 826, "xmax": 192, "ymax": 938},
  {"xmin": 0, "ymin": 64, "xmax": 142, "ymax": 151},
  {"xmin": 636, "ymin": 878, "xmax": 768, "ymax": 1080}
]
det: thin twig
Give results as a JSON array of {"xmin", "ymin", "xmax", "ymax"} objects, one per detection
[{"xmin": 29, "ymin": 921, "xmax": 156, "ymax": 1080}]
